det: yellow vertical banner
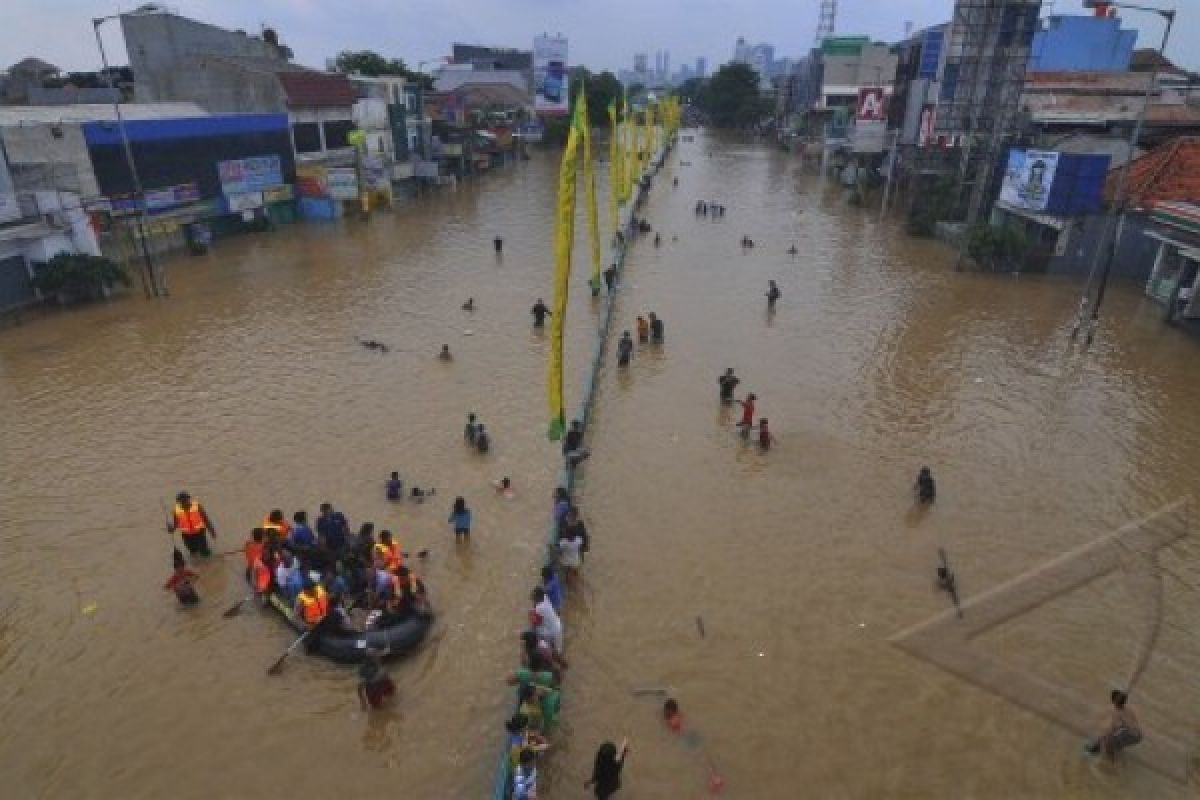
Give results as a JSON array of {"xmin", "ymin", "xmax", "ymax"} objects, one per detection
[
  {"xmin": 547, "ymin": 92, "xmax": 586, "ymax": 440},
  {"xmin": 579, "ymin": 89, "xmax": 602, "ymax": 294},
  {"xmin": 607, "ymin": 99, "xmax": 620, "ymax": 238},
  {"xmin": 623, "ymin": 103, "xmax": 636, "ymax": 202}
]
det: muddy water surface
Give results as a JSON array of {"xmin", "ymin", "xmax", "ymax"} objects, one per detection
[{"xmin": 4, "ymin": 132, "xmax": 1200, "ymax": 800}]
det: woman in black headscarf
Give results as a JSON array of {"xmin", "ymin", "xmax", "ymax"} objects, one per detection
[{"xmin": 585, "ymin": 738, "xmax": 630, "ymax": 799}]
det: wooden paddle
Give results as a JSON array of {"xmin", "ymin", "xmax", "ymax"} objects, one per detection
[
  {"xmin": 267, "ymin": 631, "xmax": 310, "ymax": 675},
  {"xmin": 266, "ymin": 593, "xmax": 362, "ymax": 675}
]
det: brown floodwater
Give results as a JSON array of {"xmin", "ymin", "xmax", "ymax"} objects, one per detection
[{"xmin": 2, "ymin": 131, "xmax": 1199, "ymax": 800}]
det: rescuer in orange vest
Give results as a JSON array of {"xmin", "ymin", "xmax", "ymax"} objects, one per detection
[
  {"xmin": 168, "ymin": 491, "xmax": 217, "ymax": 557},
  {"xmin": 295, "ymin": 579, "xmax": 329, "ymax": 628},
  {"xmin": 374, "ymin": 530, "xmax": 403, "ymax": 572}
]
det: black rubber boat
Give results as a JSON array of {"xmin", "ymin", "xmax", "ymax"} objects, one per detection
[{"xmin": 263, "ymin": 591, "xmax": 433, "ymax": 664}]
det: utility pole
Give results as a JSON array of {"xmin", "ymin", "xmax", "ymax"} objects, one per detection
[
  {"xmin": 93, "ymin": 13, "xmax": 163, "ymax": 297},
  {"xmin": 1073, "ymin": 2, "xmax": 1175, "ymax": 344}
]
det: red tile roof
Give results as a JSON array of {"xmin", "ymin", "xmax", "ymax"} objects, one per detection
[
  {"xmin": 1107, "ymin": 136, "xmax": 1200, "ymax": 209},
  {"xmin": 277, "ymin": 71, "xmax": 356, "ymax": 109}
]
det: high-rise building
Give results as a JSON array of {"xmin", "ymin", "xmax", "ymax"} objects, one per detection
[
  {"xmin": 634, "ymin": 52, "xmax": 648, "ymax": 73},
  {"xmin": 696, "ymin": 57, "xmax": 707, "ymax": 78},
  {"xmin": 733, "ymin": 37, "xmax": 750, "ymax": 63},
  {"xmin": 663, "ymin": 50, "xmax": 670, "ymax": 80}
]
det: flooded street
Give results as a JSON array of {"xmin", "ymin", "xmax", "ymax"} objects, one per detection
[{"xmin": 3, "ymin": 130, "xmax": 1200, "ymax": 799}]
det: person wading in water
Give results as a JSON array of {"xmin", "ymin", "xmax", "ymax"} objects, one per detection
[{"xmin": 168, "ymin": 491, "xmax": 217, "ymax": 558}]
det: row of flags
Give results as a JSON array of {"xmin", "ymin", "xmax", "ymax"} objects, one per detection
[{"xmin": 547, "ymin": 89, "xmax": 681, "ymax": 439}]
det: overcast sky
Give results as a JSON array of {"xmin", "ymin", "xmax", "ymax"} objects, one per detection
[{"xmin": 7, "ymin": 1, "xmax": 1195, "ymax": 76}]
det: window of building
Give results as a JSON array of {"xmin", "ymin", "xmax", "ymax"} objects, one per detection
[
  {"xmin": 292, "ymin": 122, "xmax": 321, "ymax": 153},
  {"xmin": 323, "ymin": 119, "xmax": 354, "ymax": 150}
]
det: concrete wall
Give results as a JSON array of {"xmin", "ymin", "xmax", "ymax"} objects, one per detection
[
  {"xmin": 174, "ymin": 57, "xmax": 286, "ymax": 114},
  {"xmin": 1046, "ymin": 212, "xmax": 1158, "ymax": 281},
  {"xmin": 1, "ymin": 123, "xmax": 100, "ymax": 198},
  {"xmin": 822, "ymin": 44, "xmax": 898, "ymax": 101},
  {"xmin": 1030, "ymin": 16, "xmax": 1136, "ymax": 72},
  {"xmin": 123, "ymin": 12, "xmax": 284, "ymax": 104}
]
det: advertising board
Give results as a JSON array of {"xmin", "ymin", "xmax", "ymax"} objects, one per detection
[
  {"xmin": 534, "ymin": 34, "xmax": 569, "ymax": 115},
  {"xmin": 217, "ymin": 155, "xmax": 283, "ymax": 195}
]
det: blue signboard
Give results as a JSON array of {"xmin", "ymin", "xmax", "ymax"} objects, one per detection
[
  {"xmin": 217, "ymin": 155, "xmax": 283, "ymax": 196},
  {"xmin": 919, "ymin": 29, "xmax": 944, "ymax": 79}
]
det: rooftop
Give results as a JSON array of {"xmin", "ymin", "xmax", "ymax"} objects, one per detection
[
  {"xmin": 0, "ymin": 103, "xmax": 208, "ymax": 126},
  {"xmin": 1108, "ymin": 136, "xmax": 1200, "ymax": 209},
  {"xmin": 277, "ymin": 71, "xmax": 357, "ymax": 108}
]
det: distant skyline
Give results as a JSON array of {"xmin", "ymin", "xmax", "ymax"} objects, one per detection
[{"xmin": 5, "ymin": 1, "xmax": 1195, "ymax": 77}]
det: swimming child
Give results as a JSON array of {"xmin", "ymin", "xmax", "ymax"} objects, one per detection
[
  {"xmin": 475, "ymin": 425, "xmax": 490, "ymax": 453},
  {"xmin": 494, "ymin": 476, "xmax": 515, "ymax": 498},
  {"xmin": 465, "ymin": 412, "xmax": 479, "ymax": 444},
  {"xmin": 438, "ymin": 344, "xmax": 452, "ymax": 361},
  {"xmin": 164, "ymin": 549, "xmax": 200, "ymax": 606},
  {"xmin": 636, "ymin": 315, "xmax": 649, "ymax": 343}
]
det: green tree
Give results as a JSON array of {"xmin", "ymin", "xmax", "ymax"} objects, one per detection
[
  {"xmin": 333, "ymin": 50, "xmax": 432, "ymax": 88},
  {"xmin": 696, "ymin": 63, "xmax": 764, "ymax": 127},
  {"xmin": 566, "ymin": 69, "xmax": 623, "ymax": 128}
]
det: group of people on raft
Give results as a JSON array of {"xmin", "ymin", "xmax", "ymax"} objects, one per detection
[{"xmin": 165, "ymin": 491, "xmax": 430, "ymax": 657}]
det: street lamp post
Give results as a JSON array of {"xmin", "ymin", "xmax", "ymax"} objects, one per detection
[
  {"xmin": 1073, "ymin": 1, "xmax": 1175, "ymax": 343},
  {"xmin": 93, "ymin": 12, "xmax": 164, "ymax": 297}
]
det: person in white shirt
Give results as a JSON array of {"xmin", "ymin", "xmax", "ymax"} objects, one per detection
[
  {"xmin": 557, "ymin": 528, "xmax": 583, "ymax": 581},
  {"xmin": 530, "ymin": 587, "xmax": 563, "ymax": 653}
]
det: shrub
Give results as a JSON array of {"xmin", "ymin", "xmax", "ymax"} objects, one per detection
[
  {"xmin": 31, "ymin": 252, "xmax": 131, "ymax": 302},
  {"xmin": 965, "ymin": 223, "xmax": 1029, "ymax": 271}
]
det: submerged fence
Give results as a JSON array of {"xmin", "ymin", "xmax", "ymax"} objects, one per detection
[{"xmin": 488, "ymin": 141, "xmax": 671, "ymax": 799}]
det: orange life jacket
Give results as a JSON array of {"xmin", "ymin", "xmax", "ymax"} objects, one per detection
[
  {"xmin": 374, "ymin": 541, "xmax": 402, "ymax": 572},
  {"xmin": 244, "ymin": 540, "xmax": 264, "ymax": 569},
  {"xmin": 263, "ymin": 516, "xmax": 291, "ymax": 538},
  {"xmin": 297, "ymin": 586, "xmax": 328, "ymax": 625},
  {"xmin": 173, "ymin": 502, "xmax": 205, "ymax": 535},
  {"xmin": 251, "ymin": 558, "xmax": 271, "ymax": 592}
]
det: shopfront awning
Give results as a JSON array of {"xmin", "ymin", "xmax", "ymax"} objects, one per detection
[{"xmin": 1151, "ymin": 201, "xmax": 1200, "ymax": 238}]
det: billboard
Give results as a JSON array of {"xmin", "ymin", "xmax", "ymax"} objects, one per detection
[
  {"xmin": 217, "ymin": 155, "xmax": 283, "ymax": 196},
  {"xmin": 534, "ymin": 34, "xmax": 569, "ymax": 115},
  {"xmin": 1000, "ymin": 149, "xmax": 1060, "ymax": 212},
  {"xmin": 852, "ymin": 87, "xmax": 888, "ymax": 153}
]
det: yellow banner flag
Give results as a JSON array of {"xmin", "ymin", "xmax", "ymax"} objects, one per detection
[
  {"xmin": 580, "ymin": 90, "xmax": 602, "ymax": 294},
  {"xmin": 547, "ymin": 95, "xmax": 585, "ymax": 440},
  {"xmin": 607, "ymin": 99, "xmax": 620, "ymax": 235}
]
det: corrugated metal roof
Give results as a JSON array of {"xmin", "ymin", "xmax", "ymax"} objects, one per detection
[{"xmin": 0, "ymin": 103, "xmax": 209, "ymax": 126}]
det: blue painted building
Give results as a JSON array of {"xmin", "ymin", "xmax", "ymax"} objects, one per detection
[{"xmin": 1029, "ymin": 15, "xmax": 1136, "ymax": 72}]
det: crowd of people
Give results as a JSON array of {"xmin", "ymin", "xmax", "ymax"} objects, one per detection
[{"xmin": 164, "ymin": 491, "xmax": 431, "ymax": 706}]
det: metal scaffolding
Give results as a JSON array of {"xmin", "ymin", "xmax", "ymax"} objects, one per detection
[{"xmin": 934, "ymin": 0, "xmax": 1042, "ymax": 224}]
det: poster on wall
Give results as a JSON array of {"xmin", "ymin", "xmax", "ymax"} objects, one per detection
[
  {"xmin": 217, "ymin": 155, "xmax": 283, "ymax": 195},
  {"xmin": 0, "ymin": 145, "xmax": 20, "ymax": 223},
  {"xmin": 999, "ymin": 149, "xmax": 1060, "ymax": 212},
  {"xmin": 534, "ymin": 34, "xmax": 569, "ymax": 115}
]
